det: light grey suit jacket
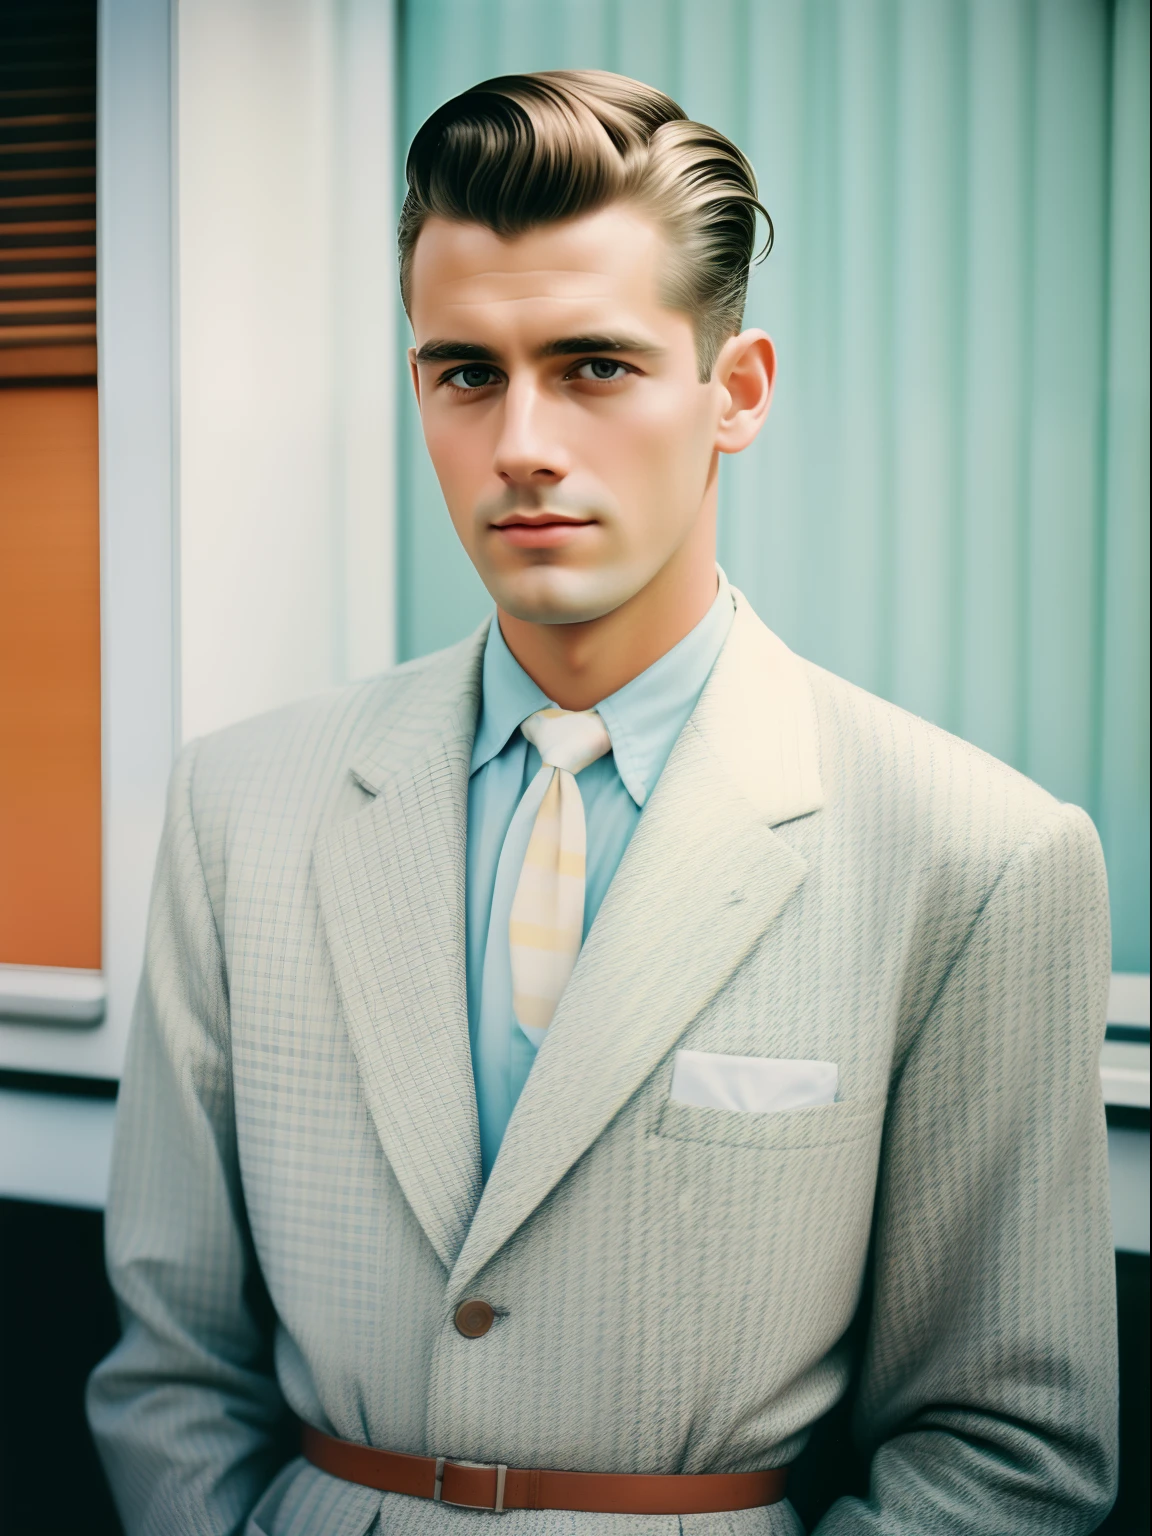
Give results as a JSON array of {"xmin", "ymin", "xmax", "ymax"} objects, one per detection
[{"xmin": 88, "ymin": 592, "xmax": 1118, "ymax": 1536}]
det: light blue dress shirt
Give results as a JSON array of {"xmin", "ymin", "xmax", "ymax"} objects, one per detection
[{"xmin": 466, "ymin": 572, "xmax": 736, "ymax": 1180}]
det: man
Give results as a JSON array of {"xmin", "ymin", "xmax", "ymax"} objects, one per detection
[{"xmin": 89, "ymin": 71, "xmax": 1117, "ymax": 1535}]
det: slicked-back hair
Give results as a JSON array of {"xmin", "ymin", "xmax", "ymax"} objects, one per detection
[{"xmin": 399, "ymin": 70, "xmax": 772, "ymax": 380}]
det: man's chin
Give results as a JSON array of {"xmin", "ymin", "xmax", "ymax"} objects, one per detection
[{"xmin": 486, "ymin": 566, "xmax": 641, "ymax": 627}]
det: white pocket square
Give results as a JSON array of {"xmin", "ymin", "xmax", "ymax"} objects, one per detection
[{"xmin": 670, "ymin": 1050, "xmax": 838, "ymax": 1114}]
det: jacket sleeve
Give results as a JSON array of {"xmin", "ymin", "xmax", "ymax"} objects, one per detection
[
  {"xmin": 87, "ymin": 742, "xmax": 290, "ymax": 1535},
  {"xmin": 814, "ymin": 802, "xmax": 1119, "ymax": 1536}
]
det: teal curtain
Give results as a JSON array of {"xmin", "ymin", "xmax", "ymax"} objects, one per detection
[{"xmin": 396, "ymin": 0, "xmax": 1150, "ymax": 973}]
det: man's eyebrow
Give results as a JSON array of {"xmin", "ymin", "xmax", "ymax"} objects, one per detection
[
  {"xmin": 538, "ymin": 334, "xmax": 662, "ymax": 358},
  {"xmin": 413, "ymin": 334, "xmax": 664, "ymax": 365},
  {"xmin": 414, "ymin": 340, "xmax": 501, "ymax": 363}
]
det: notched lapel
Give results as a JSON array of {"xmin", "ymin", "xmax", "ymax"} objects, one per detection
[
  {"xmin": 448, "ymin": 593, "xmax": 824, "ymax": 1297},
  {"xmin": 449, "ymin": 724, "xmax": 809, "ymax": 1298},
  {"xmin": 314, "ymin": 631, "xmax": 487, "ymax": 1272}
]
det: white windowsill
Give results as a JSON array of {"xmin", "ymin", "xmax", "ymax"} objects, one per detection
[
  {"xmin": 0, "ymin": 1090, "xmax": 116, "ymax": 1209},
  {"xmin": 1107, "ymin": 972, "xmax": 1150, "ymax": 1026},
  {"xmin": 0, "ymin": 965, "xmax": 106, "ymax": 1027},
  {"xmin": 1102, "ymin": 973, "xmax": 1150, "ymax": 1111},
  {"xmin": 1100, "ymin": 1049, "xmax": 1150, "ymax": 1108}
]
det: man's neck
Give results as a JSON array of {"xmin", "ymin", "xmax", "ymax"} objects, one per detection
[{"xmin": 497, "ymin": 533, "xmax": 720, "ymax": 712}]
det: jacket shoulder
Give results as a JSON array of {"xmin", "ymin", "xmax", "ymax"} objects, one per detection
[
  {"xmin": 794, "ymin": 660, "xmax": 1106, "ymax": 1044},
  {"xmin": 174, "ymin": 628, "xmax": 486, "ymax": 861},
  {"xmin": 798, "ymin": 658, "xmax": 1073, "ymax": 848},
  {"xmin": 187, "ymin": 635, "xmax": 475, "ymax": 793},
  {"xmin": 186, "ymin": 658, "xmax": 416, "ymax": 785}
]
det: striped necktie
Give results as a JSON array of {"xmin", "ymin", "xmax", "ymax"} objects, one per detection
[{"xmin": 509, "ymin": 707, "xmax": 613, "ymax": 1039}]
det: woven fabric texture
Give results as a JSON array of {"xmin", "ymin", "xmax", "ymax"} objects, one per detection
[{"xmin": 87, "ymin": 593, "xmax": 1117, "ymax": 1536}]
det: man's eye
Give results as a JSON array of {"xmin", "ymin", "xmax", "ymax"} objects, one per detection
[
  {"xmin": 572, "ymin": 358, "xmax": 628, "ymax": 382},
  {"xmin": 447, "ymin": 366, "xmax": 499, "ymax": 390}
]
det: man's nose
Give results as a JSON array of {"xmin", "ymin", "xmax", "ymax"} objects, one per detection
[{"xmin": 493, "ymin": 378, "xmax": 569, "ymax": 487}]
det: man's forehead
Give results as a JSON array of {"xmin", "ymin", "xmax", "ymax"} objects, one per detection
[
  {"xmin": 435, "ymin": 268, "xmax": 625, "ymax": 306},
  {"xmin": 427, "ymin": 281, "xmax": 631, "ymax": 346},
  {"xmin": 408, "ymin": 207, "xmax": 669, "ymax": 327}
]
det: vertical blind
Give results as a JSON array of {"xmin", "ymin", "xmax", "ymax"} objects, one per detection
[{"xmin": 396, "ymin": 0, "xmax": 1150, "ymax": 973}]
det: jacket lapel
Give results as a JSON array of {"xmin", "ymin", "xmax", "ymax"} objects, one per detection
[
  {"xmin": 314, "ymin": 625, "xmax": 489, "ymax": 1272},
  {"xmin": 448, "ymin": 594, "xmax": 825, "ymax": 1297}
]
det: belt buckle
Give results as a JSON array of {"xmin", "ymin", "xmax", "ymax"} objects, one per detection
[{"xmin": 433, "ymin": 1456, "xmax": 509, "ymax": 1513}]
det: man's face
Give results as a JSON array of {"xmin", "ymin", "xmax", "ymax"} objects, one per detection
[{"xmin": 407, "ymin": 204, "xmax": 731, "ymax": 625}]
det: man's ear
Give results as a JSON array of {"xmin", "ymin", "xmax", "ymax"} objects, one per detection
[
  {"xmin": 713, "ymin": 329, "xmax": 776, "ymax": 455},
  {"xmin": 408, "ymin": 346, "xmax": 422, "ymax": 407}
]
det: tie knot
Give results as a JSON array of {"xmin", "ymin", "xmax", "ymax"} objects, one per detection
[{"xmin": 521, "ymin": 707, "xmax": 611, "ymax": 775}]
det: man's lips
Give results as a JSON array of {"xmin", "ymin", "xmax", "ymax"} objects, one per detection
[
  {"xmin": 491, "ymin": 513, "xmax": 595, "ymax": 548},
  {"xmin": 491, "ymin": 512, "xmax": 592, "ymax": 527}
]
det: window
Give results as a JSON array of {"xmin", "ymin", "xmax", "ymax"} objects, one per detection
[{"xmin": 0, "ymin": 0, "xmax": 101, "ymax": 976}]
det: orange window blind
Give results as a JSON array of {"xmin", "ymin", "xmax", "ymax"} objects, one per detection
[
  {"xmin": 1, "ymin": 1, "xmax": 101, "ymax": 970},
  {"xmin": 0, "ymin": 0, "xmax": 97, "ymax": 383},
  {"xmin": 0, "ymin": 384, "xmax": 101, "ymax": 968}
]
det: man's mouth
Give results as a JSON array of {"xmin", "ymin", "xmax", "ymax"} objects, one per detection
[
  {"xmin": 491, "ymin": 511, "xmax": 596, "ymax": 547},
  {"xmin": 492, "ymin": 512, "xmax": 592, "ymax": 528}
]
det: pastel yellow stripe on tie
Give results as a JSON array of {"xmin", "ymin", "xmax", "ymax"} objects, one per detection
[
  {"xmin": 511, "ymin": 992, "xmax": 557, "ymax": 1031},
  {"xmin": 509, "ymin": 919, "xmax": 584, "ymax": 949},
  {"xmin": 523, "ymin": 843, "xmax": 586, "ymax": 876}
]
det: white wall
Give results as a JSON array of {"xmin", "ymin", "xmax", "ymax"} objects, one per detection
[{"xmin": 177, "ymin": 0, "xmax": 396, "ymax": 742}]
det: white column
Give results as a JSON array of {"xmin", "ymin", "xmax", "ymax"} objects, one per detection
[
  {"xmin": 334, "ymin": 0, "xmax": 398, "ymax": 684},
  {"xmin": 177, "ymin": 0, "xmax": 396, "ymax": 743}
]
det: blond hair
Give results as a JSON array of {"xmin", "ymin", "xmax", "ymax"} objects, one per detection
[{"xmin": 398, "ymin": 70, "xmax": 771, "ymax": 379}]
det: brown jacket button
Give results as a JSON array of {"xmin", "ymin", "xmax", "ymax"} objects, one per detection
[{"xmin": 454, "ymin": 1299, "xmax": 495, "ymax": 1338}]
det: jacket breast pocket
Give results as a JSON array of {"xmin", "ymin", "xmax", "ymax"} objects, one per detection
[{"xmin": 652, "ymin": 1090, "xmax": 885, "ymax": 1152}]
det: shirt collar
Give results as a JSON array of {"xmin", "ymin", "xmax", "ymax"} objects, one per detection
[
  {"xmin": 470, "ymin": 615, "xmax": 552, "ymax": 775},
  {"xmin": 470, "ymin": 567, "xmax": 736, "ymax": 807}
]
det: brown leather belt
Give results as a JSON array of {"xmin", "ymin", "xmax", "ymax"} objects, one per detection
[{"xmin": 302, "ymin": 1424, "xmax": 788, "ymax": 1514}]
